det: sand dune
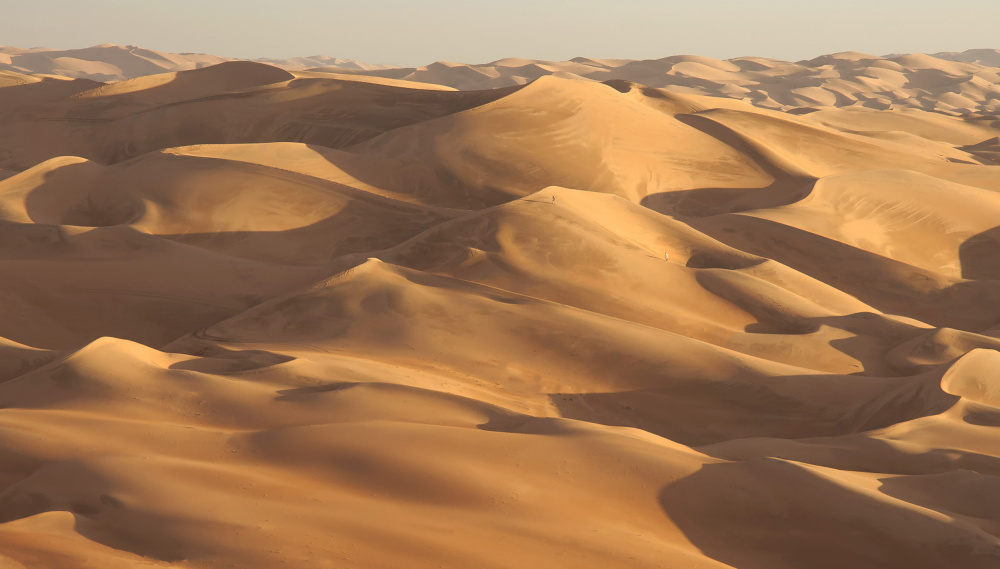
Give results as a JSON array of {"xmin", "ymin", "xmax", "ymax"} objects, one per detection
[
  {"xmin": 0, "ymin": 44, "xmax": 229, "ymax": 82},
  {"xmin": 0, "ymin": 57, "xmax": 999, "ymax": 568},
  {"xmin": 0, "ymin": 69, "xmax": 40, "ymax": 88}
]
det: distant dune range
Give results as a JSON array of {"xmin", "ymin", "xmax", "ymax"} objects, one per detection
[
  {"xmin": 3, "ymin": 44, "xmax": 1000, "ymax": 116},
  {"xmin": 0, "ymin": 47, "xmax": 999, "ymax": 568}
]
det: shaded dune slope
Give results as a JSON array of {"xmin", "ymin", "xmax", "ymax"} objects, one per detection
[{"xmin": 0, "ymin": 63, "xmax": 999, "ymax": 568}]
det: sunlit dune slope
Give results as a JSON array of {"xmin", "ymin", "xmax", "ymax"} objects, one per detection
[{"xmin": 0, "ymin": 61, "xmax": 999, "ymax": 569}]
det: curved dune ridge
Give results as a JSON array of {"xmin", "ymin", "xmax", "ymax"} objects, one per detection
[{"xmin": 0, "ymin": 60, "xmax": 999, "ymax": 568}]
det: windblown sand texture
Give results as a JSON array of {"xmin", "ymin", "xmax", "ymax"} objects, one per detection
[{"xmin": 0, "ymin": 54, "xmax": 999, "ymax": 569}]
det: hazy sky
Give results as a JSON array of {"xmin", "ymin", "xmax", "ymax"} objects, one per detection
[{"xmin": 3, "ymin": 0, "xmax": 999, "ymax": 66}]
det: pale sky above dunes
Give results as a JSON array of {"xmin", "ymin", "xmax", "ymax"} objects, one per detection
[{"xmin": 3, "ymin": 0, "xmax": 999, "ymax": 66}]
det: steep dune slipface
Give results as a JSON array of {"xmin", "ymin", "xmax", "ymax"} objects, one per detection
[{"xmin": 0, "ymin": 63, "xmax": 999, "ymax": 569}]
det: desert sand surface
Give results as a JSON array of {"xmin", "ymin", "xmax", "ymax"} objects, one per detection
[{"xmin": 0, "ymin": 53, "xmax": 999, "ymax": 569}]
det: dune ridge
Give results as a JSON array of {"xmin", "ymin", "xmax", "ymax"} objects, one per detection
[{"xmin": 0, "ymin": 58, "xmax": 998, "ymax": 568}]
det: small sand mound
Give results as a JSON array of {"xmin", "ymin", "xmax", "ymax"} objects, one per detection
[{"xmin": 941, "ymin": 349, "xmax": 1000, "ymax": 407}]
